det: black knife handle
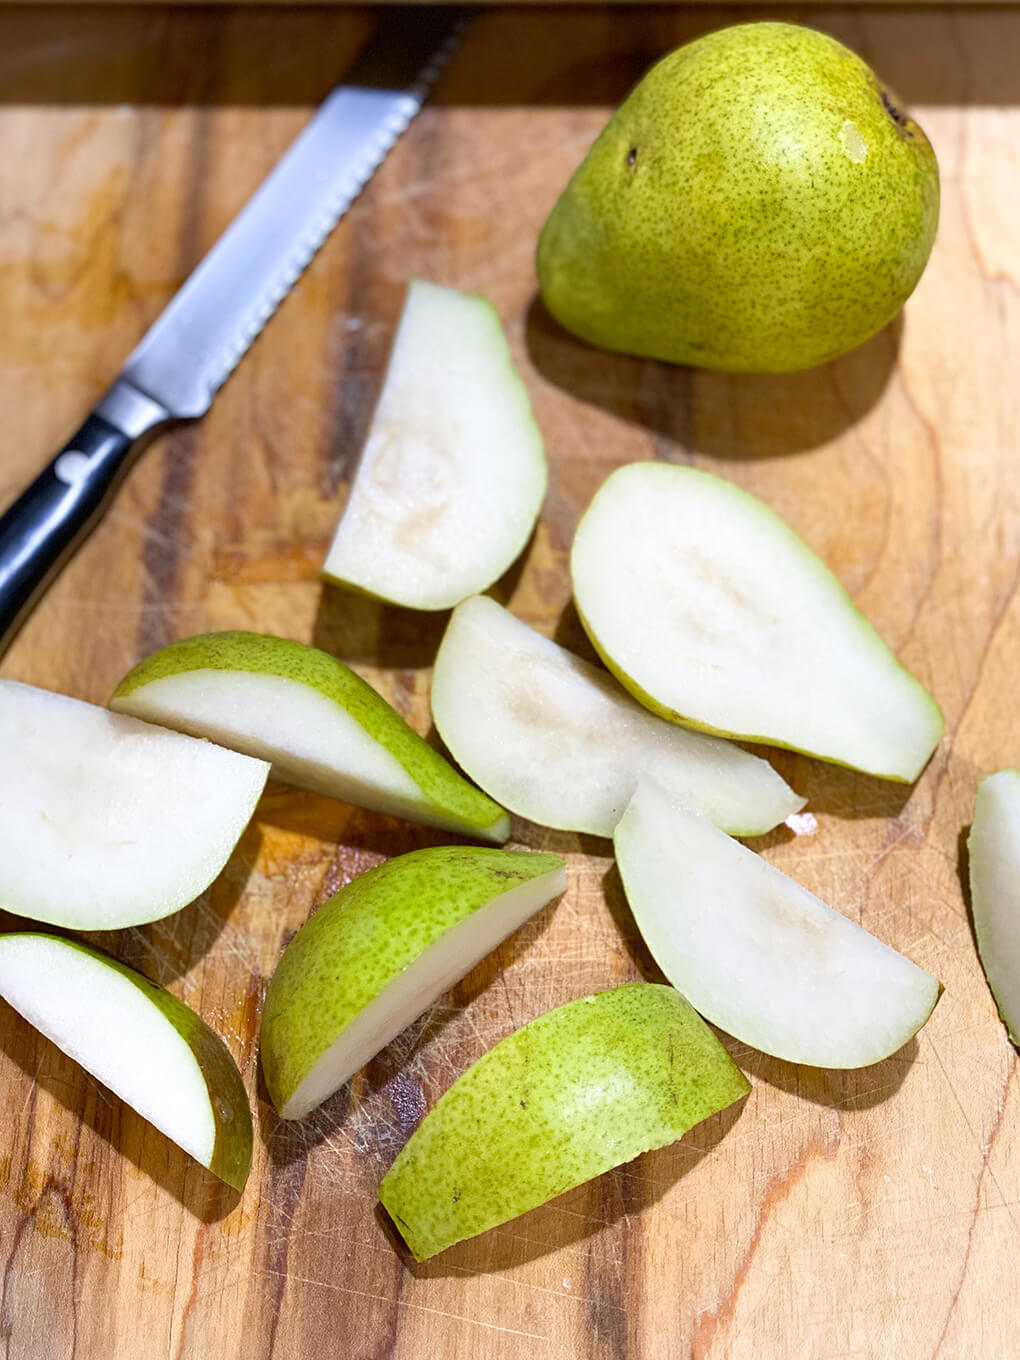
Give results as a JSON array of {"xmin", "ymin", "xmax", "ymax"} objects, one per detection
[{"xmin": 0, "ymin": 414, "xmax": 138, "ymax": 646}]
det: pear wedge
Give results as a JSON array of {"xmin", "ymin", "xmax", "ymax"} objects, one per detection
[
  {"xmin": 0, "ymin": 678, "xmax": 269, "ymax": 930},
  {"xmin": 614, "ymin": 779, "xmax": 940, "ymax": 1067},
  {"xmin": 968, "ymin": 770, "xmax": 1020, "ymax": 1043},
  {"xmin": 378, "ymin": 982, "xmax": 749, "ymax": 1260},
  {"xmin": 0, "ymin": 933, "xmax": 252, "ymax": 1189},
  {"xmin": 111, "ymin": 631, "xmax": 509, "ymax": 843},
  {"xmin": 571, "ymin": 462, "xmax": 943, "ymax": 782},
  {"xmin": 322, "ymin": 279, "xmax": 547, "ymax": 610},
  {"xmin": 261, "ymin": 846, "xmax": 567, "ymax": 1119},
  {"xmin": 431, "ymin": 595, "xmax": 803, "ymax": 837}
]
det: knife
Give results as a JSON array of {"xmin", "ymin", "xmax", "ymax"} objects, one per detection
[{"xmin": 0, "ymin": 6, "xmax": 465, "ymax": 655}]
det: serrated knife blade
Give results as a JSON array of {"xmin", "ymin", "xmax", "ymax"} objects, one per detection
[{"xmin": 0, "ymin": 6, "xmax": 466, "ymax": 654}]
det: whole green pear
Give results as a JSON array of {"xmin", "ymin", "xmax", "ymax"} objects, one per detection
[{"xmin": 537, "ymin": 22, "xmax": 939, "ymax": 372}]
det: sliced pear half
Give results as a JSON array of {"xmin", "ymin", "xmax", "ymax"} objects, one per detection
[
  {"xmin": 571, "ymin": 462, "xmax": 943, "ymax": 782},
  {"xmin": 431, "ymin": 595, "xmax": 803, "ymax": 838},
  {"xmin": 0, "ymin": 678, "xmax": 269, "ymax": 930},
  {"xmin": 379, "ymin": 982, "xmax": 749, "ymax": 1260},
  {"xmin": 968, "ymin": 769, "xmax": 1020, "ymax": 1043},
  {"xmin": 322, "ymin": 279, "xmax": 547, "ymax": 610},
  {"xmin": 615, "ymin": 779, "xmax": 940, "ymax": 1067},
  {"xmin": 0, "ymin": 933, "xmax": 252, "ymax": 1189},
  {"xmin": 111, "ymin": 631, "xmax": 509, "ymax": 843},
  {"xmin": 260, "ymin": 846, "xmax": 567, "ymax": 1120}
]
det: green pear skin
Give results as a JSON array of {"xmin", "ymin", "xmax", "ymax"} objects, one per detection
[
  {"xmin": 260, "ymin": 846, "xmax": 566, "ymax": 1119},
  {"xmin": 378, "ymin": 983, "xmax": 749, "ymax": 1260},
  {"xmin": 112, "ymin": 631, "xmax": 510, "ymax": 842},
  {"xmin": 538, "ymin": 21, "xmax": 939, "ymax": 372},
  {"xmin": 0, "ymin": 933, "xmax": 252, "ymax": 1190}
]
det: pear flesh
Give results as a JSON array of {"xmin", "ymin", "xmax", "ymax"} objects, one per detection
[
  {"xmin": 0, "ymin": 933, "xmax": 252, "ymax": 1189},
  {"xmin": 260, "ymin": 846, "xmax": 567, "ymax": 1120},
  {"xmin": 322, "ymin": 279, "xmax": 547, "ymax": 610},
  {"xmin": 0, "ymin": 678, "xmax": 269, "ymax": 930},
  {"xmin": 614, "ymin": 779, "xmax": 940, "ymax": 1068},
  {"xmin": 968, "ymin": 770, "xmax": 1020, "ymax": 1043},
  {"xmin": 571, "ymin": 462, "xmax": 943, "ymax": 782},
  {"xmin": 112, "ymin": 631, "xmax": 509, "ymax": 843},
  {"xmin": 431, "ymin": 595, "xmax": 803, "ymax": 838},
  {"xmin": 379, "ymin": 982, "xmax": 750, "ymax": 1260},
  {"xmin": 538, "ymin": 21, "xmax": 939, "ymax": 372}
]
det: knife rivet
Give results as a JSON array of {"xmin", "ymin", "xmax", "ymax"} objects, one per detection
[{"xmin": 54, "ymin": 451, "xmax": 93, "ymax": 487}]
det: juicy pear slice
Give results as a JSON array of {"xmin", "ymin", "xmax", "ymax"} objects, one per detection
[
  {"xmin": 322, "ymin": 279, "xmax": 547, "ymax": 610},
  {"xmin": 260, "ymin": 846, "xmax": 567, "ymax": 1119},
  {"xmin": 0, "ymin": 933, "xmax": 252, "ymax": 1189},
  {"xmin": 431, "ymin": 595, "xmax": 803, "ymax": 837},
  {"xmin": 571, "ymin": 463, "xmax": 944, "ymax": 782},
  {"xmin": 379, "ymin": 982, "xmax": 749, "ymax": 1260},
  {"xmin": 615, "ymin": 780, "xmax": 940, "ymax": 1067},
  {"xmin": 968, "ymin": 770, "xmax": 1020, "ymax": 1043},
  {"xmin": 111, "ymin": 631, "xmax": 509, "ymax": 843},
  {"xmin": 0, "ymin": 679, "xmax": 269, "ymax": 930}
]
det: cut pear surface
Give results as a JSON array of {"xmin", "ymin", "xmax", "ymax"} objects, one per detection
[
  {"xmin": 112, "ymin": 631, "xmax": 509, "ymax": 843},
  {"xmin": 378, "ymin": 982, "xmax": 750, "ymax": 1260},
  {"xmin": 431, "ymin": 595, "xmax": 803, "ymax": 837},
  {"xmin": 968, "ymin": 770, "xmax": 1020, "ymax": 1043},
  {"xmin": 261, "ymin": 846, "xmax": 567, "ymax": 1119},
  {"xmin": 571, "ymin": 463, "xmax": 943, "ymax": 782},
  {"xmin": 615, "ymin": 780, "xmax": 940, "ymax": 1068},
  {"xmin": 0, "ymin": 679, "xmax": 269, "ymax": 930},
  {"xmin": 0, "ymin": 933, "xmax": 252, "ymax": 1189},
  {"xmin": 322, "ymin": 279, "xmax": 547, "ymax": 610}
]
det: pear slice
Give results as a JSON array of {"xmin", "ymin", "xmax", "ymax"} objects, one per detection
[
  {"xmin": 111, "ymin": 631, "xmax": 509, "ymax": 843},
  {"xmin": 0, "ymin": 933, "xmax": 252, "ymax": 1189},
  {"xmin": 571, "ymin": 462, "xmax": 943, "ymax": 782},
  {"xmin": 260, "ymin": 846, "xmax": 567, "ymax": 1119},
  {"xmin": 614, "ymin": 779, "xmax": 940, "ymax": 1067},
  {"xmin": 0, "ymin": 679, "xmax": 269, "ymax": 930},
  {"xmin": 322, "ymin": 279, "xmax": 547, "ymax": 610},
  {"xmin": 378, "ymin": 982, "xmax": 749, "ymax": 1260},
  {"xmin": 968, "ymin": 770, "xmax": 1020, "ymax": 1043},
  {"xmin": 431, "ymin": 595, "xmax": 803, "ymax": 837}
]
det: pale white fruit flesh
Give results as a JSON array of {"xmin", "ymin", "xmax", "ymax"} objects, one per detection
[
  {"xmin": 615, "ymin": 779, "xmax": 940, "ymax": 1067},
  {"xmin": 278, "ymin": 863, "xmax": 567, "ymax": 1120},
  {"xmin": 0, "ymin": 934, "xmax": 245, "ymax": 1183},
  {"xmin": 0, "ymin": 679, "xmax": 270, "ymax": 929},
  {"xmin": 322, "ymin": 279, "xmax": 547, "ymax": 610},
  {"xmin": 571, "ymin": 463, "xmax": 943, "ymax": 782},
  {"xmin": 968, "ymin": 770, "xmax": 1020, "ymax": 1042},
  {"xmin": 113, "ymin": 668, "xmax": 508, "ymax": 843},
  {"xmin": 431, "ymin": 595, "xmax": 804, "ymax": 837}
]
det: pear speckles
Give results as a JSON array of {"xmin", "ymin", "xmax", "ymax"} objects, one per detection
[
  {"xmin": 378, "ymin": 983, "xmax": 749, "ymax": 1260},
  {"xmin": 537, "ymin": 21, "xmax": 939, "ymax": 372}
]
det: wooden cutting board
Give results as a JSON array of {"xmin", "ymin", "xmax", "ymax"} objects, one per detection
[{"xmin": 1, "ymin": 5, "xmax": 1018, "ymax": 1357}]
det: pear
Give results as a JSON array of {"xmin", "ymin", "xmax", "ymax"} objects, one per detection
[
  {"xmin": 431, "ymin": 595, "xmax": 803, "ymax": 837},
  {"xmin": 0, "ymin": 933, "xmax": 252, "ymax": 1189},
  {"xmin": 378, "ymin": 982, "xmax": 749, "ymax": 1260},
  {"xmin": 111, "ymin": 631, "xmax": 509, "ymax": 843},
  {"xmin": 614, "ymin": 779, "xmax": 940, "ymax": 1068},
  {"xmin": 260, "ymin": 846, "xmax": 567, "ymax": 1119},
  {"xmin": 968, "ymin": 770, "xmax": 1020, "ymax": 1043},
  {"xmin": 322, "ymin": 279, "xmax": 547, "ymax": 610},
  {"xmin": 537, "ymin": 21, "xmax": 939, "ymax": 372},
  {"xmin": 0, "ymin": 678, "xmax": 269, "ymax": 930},
  {"xmin": 571, "ymin": 462, "xmax": 943, "ymax": 782}
]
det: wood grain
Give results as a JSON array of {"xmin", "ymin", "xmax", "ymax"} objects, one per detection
[{"xmin": 1, "ymin": 5, "xmax": 1019, "ymax": 1356}]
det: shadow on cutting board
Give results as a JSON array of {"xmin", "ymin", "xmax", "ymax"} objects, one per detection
[{"xmin": 526, "ymin": 296, "xmax": 902, "ymax": 462}]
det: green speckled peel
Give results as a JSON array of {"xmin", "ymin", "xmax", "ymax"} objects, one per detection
[
  {"xmin": 0, "ymin": 933, "xmax": 252, "ymax": 1190},
  {"xmin": 538, "ymin": 21, "xmax": 939, "ymax": 372},
  {"xmin": 112, "ymin": 631, "xmax": 509, "ymax": 842},
  {"xmin": 378, "ymin": 983, "xmax": 749, "ymax": 1260},
  {"xmin": 260, "ymin": 846, "xmax": 567, "ymax": 1119}
]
